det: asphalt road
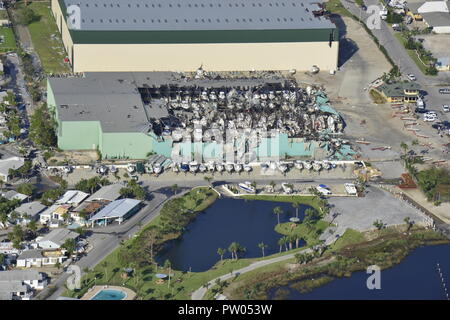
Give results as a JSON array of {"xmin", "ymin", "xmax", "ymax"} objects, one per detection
[{"xmin": 342, "ymin": 0, "xmax": 450, "ymax": 122}]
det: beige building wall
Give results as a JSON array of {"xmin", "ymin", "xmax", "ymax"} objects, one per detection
[
  {"xmin": 72, "ymin": 41, "xmax": 338, "ymax": 73},
  {"xmin": 52, "ymin": 0, "xmax": 338, "ymax": 73},
  {"xmin": 51, "ymin": 0, "xmax": 73, "ymax": 63}
]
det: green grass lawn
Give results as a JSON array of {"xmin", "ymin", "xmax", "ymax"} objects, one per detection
[
  {"xmin": 393, "ymin": 33, "xmax": 431, "ymax": 76},
  {"xmin": 63, "ymin": 188, "xmax": 332, "ymax": 300},
  {"xmin": 275, "ymin": 220, "xmax": 331, "ymax": 247},
  {"xmin": 17, "ymin": 2, "xmax": 70, "ymax": 74},
  {"xmin": 0, "ymin": 27, "xmax": 16, "ymax": 53},
  {"xmin": 324, "ymin": 0, "xmax": 352, "ymax": 17}
]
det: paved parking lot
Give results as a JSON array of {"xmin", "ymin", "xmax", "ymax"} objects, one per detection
[{"xmin": 326, "ymin": 186, "xmax": 427, "ymax": 233}]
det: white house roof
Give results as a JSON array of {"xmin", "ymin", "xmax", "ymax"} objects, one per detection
[
  {"xmin": 85, "ymin": 183, "xmax": 123, "ymax": 202},
  {"xmin": 0, "ymin": 156, "xmax": 24, "ymax": 177},
  {"xmin": 40, "ymin": 204, "xmax": 61, "ymax": 216},
  {"xmin": 56, "ymin": 190, "xmax": 89, "ymax": 205},
  {"xmin": 418, "ymin": 1, "xmax": 449, "ymax": 13},
  {"xmin": 90, "ymin": 198, "xmax": 141, "ymax": 221},
  {"xmin": 15, "ymin": 201, "xmax": 47, "ymax": 218},
  {"xmin": 0, "ymin": 281, "xmax": 28, "ymax": 294},
  {"xmin": 38, "ymin": 228, "xmax": 79, "ymax": 247},
  {"xmin": 17, "ymin": 249, "xmax": 44, "ymax": 260},
  {"xmin": 2, "ymin": 190, "xmax": 28, "ymax": 202},
  {"xmin": 0, "ymin": 270, "xmax": 44, "ymax": 282}
]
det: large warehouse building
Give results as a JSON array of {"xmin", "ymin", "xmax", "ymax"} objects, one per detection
[
  {"xmin": 51, "ymin": 0, "xmax": 339, "ymax": 73},
  {"xmin": 47, "ymin": 72, "xmax": 354, "ymax": 161}
]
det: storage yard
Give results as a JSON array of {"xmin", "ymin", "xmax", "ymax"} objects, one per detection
[{"xmin": 47, "ymin": 71, "xmax": 357, "ymax": 170}]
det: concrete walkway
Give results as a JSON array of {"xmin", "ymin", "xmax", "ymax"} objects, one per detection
[{"xmin": 191, "ymin": 236, "xmax": 337, "ymax": 300}]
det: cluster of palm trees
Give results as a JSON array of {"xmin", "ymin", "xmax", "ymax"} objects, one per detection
[
  {"xmin": 217, "ymin": 242, "xmax": 247, "ymax": 261},
  {"xmin": 277, "ymin": 234, "xmax": 303, "ymax": 252},
  {"xmin": 294, "ymin": 243, "xmax": 328, "ymax": 265}
]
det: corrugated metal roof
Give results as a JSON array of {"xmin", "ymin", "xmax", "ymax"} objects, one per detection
[
  {"xmin": 85, "ymin": 183, "xmax": 124, "ymax": 202},
  {"xmin": 89, "ymin": 198, "xmax": 141, "ymax": 220},
  {"xmin": 62, "ymin": 0, "xmax": 334, "ymax": 31},
  {"xmin": 56, "ymin": 190, "xmax": 89, "ymax": 205},
  {"xmin": 39, "ymin": 228, "xmax": 79, "ymax": 246}
]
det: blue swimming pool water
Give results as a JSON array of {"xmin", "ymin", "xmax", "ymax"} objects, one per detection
[{"xmin": 91, "ymin": 289, "xmax": 126, "ymax": 300}]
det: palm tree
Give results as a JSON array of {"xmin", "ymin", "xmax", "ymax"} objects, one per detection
[
  {"xmin": 277, "ymin": 237, "xmax": 284, "ymax": 253},
  {"xmin": 400, "ymin": 141, "xmax": 408, "ymax": 156},
  {"xmin": 404, "ymin": 217, "xmax": 413, "ymax": 231},
  {"xmin": 282, "ymin": 236, "xmax": 289, "ymax": 251},
  {"xmin": 217, "ymin": 247, "xmax": 226, "ymax": 261},
  {"xmin": 101, "ymin": 261, "xmax": 108, "ymax": 281},
  {"xmin": 294, "ymin": 234, "xmax": 301, "ymax": 248},
  {"xmin": 204, "ymin": 176, "xmax": 213, "ymax": 188},
  {"xmin": 292, "ymin": 202, "xmax": 300, "ymax": 219},
  {"xmin": 27, "ymin": 220, "xmax": 37, "ymax": 237},
  {"xmin": 287, "ymin": 235, "xmax": 294, "ymax": 250},
  {"xmin": 170, "ymin": 184, "xmax": 179, "ymax": 195},
  {"xmin": 251, "ymin": 181, "xmax": 257, "ymax": 193},
  {"xmin": 269, "ymin": 181, "xmax": 276, "ymax": 192},
  {"xmin": 228, "ymin": 242, "xmax": 245, "ymax": 260},
  {"xmin": 228, "ymin": 242, "xmax": 238, "ymax": 260},
  {"xmin": 273, "ymin": 206, "xmax": 283, "ymax": 225},
  {"xmin": 258, "ymin": 242, "xmax": 268, "ymax": 257}
]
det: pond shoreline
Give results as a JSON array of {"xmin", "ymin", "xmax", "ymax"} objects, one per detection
[{"xmin": 222, "ymin": 227, "xmax": 449, "ymax": 299}]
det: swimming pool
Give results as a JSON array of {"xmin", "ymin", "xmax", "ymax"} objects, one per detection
[{"xmin": 91, "ymin": 289, "xmax": 127, "ymax": 300}]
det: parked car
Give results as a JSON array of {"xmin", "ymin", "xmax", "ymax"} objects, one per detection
[
  {"xmin": 392, "ymin": 24, "xmax": 402, "ymax": 31},
  {"xmin": 442, "ymin": 105, "xmax": 450, "ymax": 113},
  {"xmin": 415, "ymin": 107, "xmax": 427, "ymax": 113},
  {"xmin": 439, "ymin": 88, "xmax": 450, "ymax": 94},
  {"xmin": 424, "ymin": 113, "xmax": 438, "ymax": 122},
  {"xmin": 407, "ymin": 74, "xmax": 417, "ymax": 81}
]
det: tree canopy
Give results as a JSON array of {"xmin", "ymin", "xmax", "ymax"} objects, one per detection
[
  {"xmin": 29, "ymin": 104, "xmax": 57, "ymax": 149},
  {"xmin": 19, "ymin": 7, "xmax": 40, "ymax": 25}
]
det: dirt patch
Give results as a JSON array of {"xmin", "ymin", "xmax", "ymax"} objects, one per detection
[{"xmin": 48, "ymin": 150, "xmax": 99, "ymax": 165}]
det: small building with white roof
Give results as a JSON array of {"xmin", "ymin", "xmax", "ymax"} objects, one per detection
[
  {"xmin": 37, "ymin": 228, "xmax": 79, "ymax": 250},
  {"xmin": 84, "ymin": 183, "xmax": 123, "ymax": 202},
  {"xmin": 15, "ymin": 201, "xmax": 47, "ymax": 221},
  {"xmin": 56, "ymin": 190, "xmax": 89, "ymax": 206}
]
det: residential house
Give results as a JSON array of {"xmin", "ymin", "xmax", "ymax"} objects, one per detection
[
  {"xmin": 375, "ymin": 82, "xmax": 421, "ymax": 103},
  {"xmin": 15, "ymin": 201, "xmax": 47, "ymax": 222},
  {"xmin": 2, "ymin": 190, "xmax": 28, "ymax": 202},
  {"xmin": 0, "ymin": 281, "xmax": 32, "ymax": 300},
  {"xmin": 0, "ymin": 269, "xmax": 48, "ymax": 290},
  {"xmin": 39, "ymin": 204, "xmax": 70, "ymax": 225},
  {"xmin": 406, "ymin": 1, "xmax": 450, "ymax": 33},
  {"xmin": 16, "ymin": 249, "xmax": 66, "ymax": 268},
  {"xmin": 71, "ymin": 201, "xmax": 104, "ymax": 225},
  {"xmin": 0, "ymin": 241, "xmax": 20, "ymax": 255},
  {"xmin": 0, "ymin": 156, "xmax": 25, "ymax": 183},
  {"xmin": 84, "ymin": 183, "xmax": 123, "ymax": 202},
  {"xmin": 37, "ymin": 228, "xmax": 79, "ymax": 250},
  {"xmin": 56, "ymin": 190, "xmax": 89, "ymax": 206}
]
